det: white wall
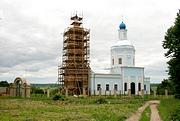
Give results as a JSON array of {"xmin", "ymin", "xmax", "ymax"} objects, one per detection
[
  {"xmin": 144, "ymin": 77, "xmax": 150, "ymax": 94},
  {"xmin": 111, "ymin": 45, "xmax": 135, "ymax": 73},
  {"xmin": 121, "ymin": 67, "xmax": 144, "ymax": 95},
  {"xmin": 89, "ymin": 73, "xmax": 122, "ymax": 95}
]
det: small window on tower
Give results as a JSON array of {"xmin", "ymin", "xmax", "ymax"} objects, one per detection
[
  {"xmin": 118, "ymin": 58, "xmax": 122, "ymax": 64},
  {"xmin": 112, "ymin": 59, "xmax": 114, "ymax": 65}
]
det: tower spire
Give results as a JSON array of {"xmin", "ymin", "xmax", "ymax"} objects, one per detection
[{"xmin": 121, "ymin": 15, "xmax": 124, "ymax": 22}]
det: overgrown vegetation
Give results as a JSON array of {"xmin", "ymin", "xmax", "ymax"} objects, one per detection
[
  {"xmin": 139, "ymin": 106, "xmax": 151, "ymax": 121},
  {"xmin": 52, "ymin": 94, "xmax": 65, "ymax": 101},
  {"xmin": 158, "ymin": 98, "xmax": 180, "ymax": 121},
  {"xmin": 0, "ymin": 96, "xmax": 146, "ymax": 121}
]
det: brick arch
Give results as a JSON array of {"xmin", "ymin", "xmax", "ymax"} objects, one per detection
[
  {"xmin": 14, "ymin": 77, "xmax": 27, "ymax": 96},
  {"xmin": 14, "ymin": 77, "xmax": 26, "ymax": 85}
]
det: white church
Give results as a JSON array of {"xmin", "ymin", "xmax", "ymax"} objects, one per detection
[{"xmin": 89, "ymin": 21, "xmax": 150, "ymax": 95}]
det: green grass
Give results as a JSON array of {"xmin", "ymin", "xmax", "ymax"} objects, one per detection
[
  {"xmin": 158, "ymin": 98, "xmax": 180, "ymax": 121},
  {"xmin": 139, "ymin": 106, "xmax": 151, "ymax": 121},
  {"xmin": 0, "ymin": 96, "xmax": 145, "ymax": 121}
]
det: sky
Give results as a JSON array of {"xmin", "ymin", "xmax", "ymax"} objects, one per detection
[{"xmin": 0, "ymin": 0, "xmax": 179, "ymax": 84}]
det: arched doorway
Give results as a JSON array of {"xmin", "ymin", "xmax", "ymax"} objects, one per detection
[
  {"xmin": 131, "ymin": 82, "xmax": 135, "ymax": 95},
  {"xmin": 14, "ymin": 78, "xmax": 23, "ymax": 97}
]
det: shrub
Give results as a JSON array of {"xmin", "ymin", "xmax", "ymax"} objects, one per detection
[
  {"xmin": 50, "ymin": 88, "xmax": 59, "ymax": 95},
  {"xmin": 52, "ymin": 94, "xmax": 65, "ymax": 101},
  {"xmin": 31, "ymin": 86, "xmax": 44, "ymax": 94},
  {"xmin": 95, "ymin": 97, "xmax": 107, "ymax": 104}
]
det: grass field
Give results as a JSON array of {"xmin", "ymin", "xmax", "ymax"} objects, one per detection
[{"xmin": 0, "ymin": 96, "xmax": 145, "ymax": 121}]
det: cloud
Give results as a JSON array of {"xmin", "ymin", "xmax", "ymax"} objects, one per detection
[{"xmin": 0, "ymin": 0, "xmax": 179, "ymax": 83}]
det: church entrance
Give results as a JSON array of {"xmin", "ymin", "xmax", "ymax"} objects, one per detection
[{"xmin": 131, "ymin": 82, "xmax": 135, "ymax": 95}]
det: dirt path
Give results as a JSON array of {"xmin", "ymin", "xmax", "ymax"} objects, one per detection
[
  {"xmin": 126, "ymin": 100, "xmax": 162, "ymax": 121},
  {"xmin": 125, "ymin": 101, "xmax": 149, "ymax": 121},
  {"xmin": 149, "ymin": 101, "xmax": 162, "ymax": 121}
]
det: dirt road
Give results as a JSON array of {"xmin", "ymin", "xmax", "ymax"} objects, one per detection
[{"xmin": 126, "ymin": 100, "xmax": 162, "ymax": 121}]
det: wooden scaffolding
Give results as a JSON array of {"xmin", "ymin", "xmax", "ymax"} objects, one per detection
[{"xmin": 58, "ymin": 15, "xmax": 90, "ymax": 95}]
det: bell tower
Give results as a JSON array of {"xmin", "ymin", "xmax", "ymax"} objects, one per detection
[{"xmin": 111, "ymin": 21, "xmax": 135, "ymax": 74}]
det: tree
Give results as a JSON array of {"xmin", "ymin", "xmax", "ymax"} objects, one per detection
[
  {"xmin": 162, "ymin": 10, "xmax": 180, "ymax": 98},
  {"xmin": 156, "ymin": 79, "xmax": 175, "ymax": 95},
  {"xmin": 0, "ymin": 81, "xmax": 9, "ymax": 87}
]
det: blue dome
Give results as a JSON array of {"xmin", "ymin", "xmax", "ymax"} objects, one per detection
[{"xmin": 119, "ymin": 21, "xmax": 126, "ymax": 29}]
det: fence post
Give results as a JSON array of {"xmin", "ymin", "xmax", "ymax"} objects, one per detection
[
  {"xmin": 153, "ymin": 90, "xmax": 156, "ymax": 98},
  {"xmin": 47, "ymin": 88, "xmax": 50, "ymax": 98},
  {"xmin": 128, "ymin": 89, "xmax": 131, "ymax": 97},
  {"xmin": 141, "ymin": 89, "xmax": 144, "ymax": 98},
  {"xmin": 65, "ymin": 88, "xmax": 68, "ymax": 97},
  {"xmin": 99, "ymin": 88, "xmax": 101, "ymax": 96},
  {"xmin": 114, "ymin": 90, "xmax": 117, "ymax": 97},
  {"xmin": 165, "ymin": 89, "xmax": 168, "ymax": 98}
]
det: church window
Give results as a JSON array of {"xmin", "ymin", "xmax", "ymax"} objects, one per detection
[
  {"xmin": 114, "ymin": 84, "xmax": 118, "ymax": 91},
  {"xmin": 118, "ymin": 58, "xmax": 122, "ymax": 64},
  {"xmin": 112, "ymin": 59, "xmax": 114, "ymax": 65},
  {"xmin": 144, "ymin": 85, "xmax": 146, "ymax": 91},
  {"xmin": 97, "ymin": 84, "xmax": 101, "ymax": 91},
  {"xmin": 106, "ymin": 84, "xmax": 109, "ymax": 91},
  {"xmin": 138, "ymin": 83, "xmax": 141, "ymax": 91},
  {"xmin": 124, "ymin": 83, "xmax": 127, "ymax": 91}
]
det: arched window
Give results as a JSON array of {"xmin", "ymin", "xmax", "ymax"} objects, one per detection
[
  {"xmin": 124, "ymin": 83, "xmax": 127, "ymax": 91},
  {"xmin": 114, "ymin": 84, "xmax": 118, "ymax": 91},
  {"xmin": 144, "ymin": 85, "xmax": 146, "ymax": 91},
  {"xmin": 106, "ymin": 84, "xmax": 109, "ymax": 91},
  {"xmin": 138, "ymin": 83, "xmax": 141, "ymax": 91},
  {"xmin": 112, "ymin": 59, "xmax": 114, "ymax": 65},
  {"xmin": 97, "ymin": 84, "xmax": 101, "ymax": 91},
  {"xmin": 118, "ymin": 58, "xmax": 122, "ymax": 64}
]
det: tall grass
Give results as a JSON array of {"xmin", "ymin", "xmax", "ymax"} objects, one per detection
[
  {"xmin": 0, "ymin": 96, "xmax": 146, "ymax": 121},
  {"xmin": 158, "ymin": 98, "xmax": 180, "ymax": 121}
]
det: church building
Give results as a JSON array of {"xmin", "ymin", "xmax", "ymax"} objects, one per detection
[{"xmin": 89, "ymin": 22, "xmax": 150, "ymax": 95}]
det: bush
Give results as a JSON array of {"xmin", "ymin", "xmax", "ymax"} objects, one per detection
[
  {"xmin": 52, "ymin": 94, "xmax": 65, "ymax": 101},
  {"xmin": 170, "ymin": 105, "xmax": 180, "ymax": 121},
  {"xmin": 95, "ymin": 97, "xmax": 107, "ymax": 104},
  {"xmin": 31, "ymin": 86, "xmax": 44, "ymax": 94},
  {"xmin": 50, "ymin": 88, "xmax": 59, "ymax": 95}
]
